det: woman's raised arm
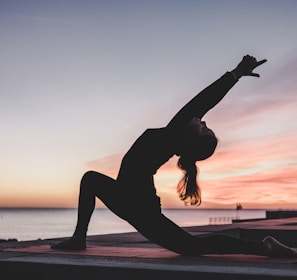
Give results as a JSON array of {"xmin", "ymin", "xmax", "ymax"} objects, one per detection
[{"xmin": 166, "ymin": 55, "xmax": 267, "ymax": 131}]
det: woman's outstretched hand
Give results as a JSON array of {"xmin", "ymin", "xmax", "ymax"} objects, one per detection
[{"xmin": 231, "ymin": 55, "xmax": 267, "ymax": 79}]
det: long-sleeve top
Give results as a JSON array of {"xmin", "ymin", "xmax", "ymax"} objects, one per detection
[{"xmin": 116, "ymin": 72, "xmax": 238, "ymax": 209}]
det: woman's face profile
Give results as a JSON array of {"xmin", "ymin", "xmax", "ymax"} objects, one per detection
[{"xmin": 188, "ymin": 118, "xmax": 215, "ymax": 137}]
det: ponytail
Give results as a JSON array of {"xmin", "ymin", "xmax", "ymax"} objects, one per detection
[{"xmin": 177, "ymin": 157, "xmax": 201, "ymax": 206}]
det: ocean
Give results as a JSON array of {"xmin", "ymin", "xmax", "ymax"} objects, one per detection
[{"xmin": 0, "ymin": 208, "xmax": 266, "ymax": 242}]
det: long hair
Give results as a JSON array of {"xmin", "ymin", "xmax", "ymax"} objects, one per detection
[
  {"xmin": 177, "ymin": 134, "xmax": 218, "ymax": 206},
  {"xmin": 177, "ymin": 157, "xmax": 201, "ymax": 206}
]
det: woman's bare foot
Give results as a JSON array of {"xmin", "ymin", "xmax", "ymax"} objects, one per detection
[
  {"xmin": 263, "ymin": 236, "xmax": 297, "ymax": 258},
  {"xmin": 51, "ymin": 235, "xmax": 86, "ymax": 251}
]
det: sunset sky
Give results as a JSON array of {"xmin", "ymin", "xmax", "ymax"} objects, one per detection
[{"xmin": 1, "ymin": 0, "xmax": 297, "ymax": 209}]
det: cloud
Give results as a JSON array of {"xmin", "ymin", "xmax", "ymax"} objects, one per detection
[{"xmin": 200, "ymin": 163, "xmax": 297, "ymax": 207}]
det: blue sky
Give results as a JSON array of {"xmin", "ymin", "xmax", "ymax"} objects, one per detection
[{"xmin": 1, "ymin": 0, "xmax": 297, "ymax": 208}]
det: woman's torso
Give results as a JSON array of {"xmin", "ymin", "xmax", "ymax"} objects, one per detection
[{"xmin": 116, "ymin": 127, "xmax": 177, "ymax": 204}]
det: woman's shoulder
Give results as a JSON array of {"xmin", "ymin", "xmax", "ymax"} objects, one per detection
[{"xmin": 143, "ymin": 127, "xmax": 173, "ymax": 138}]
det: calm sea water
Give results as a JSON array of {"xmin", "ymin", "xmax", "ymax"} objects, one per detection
[{"xmin": 0, "ymin": 208, "xmax": 266, "ymax": 241}]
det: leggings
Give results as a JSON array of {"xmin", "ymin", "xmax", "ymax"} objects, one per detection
[{"xmin": 73, "ymin": 171, "xmax": 264, "ymax": 256}]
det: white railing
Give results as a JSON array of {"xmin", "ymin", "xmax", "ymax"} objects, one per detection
[{"xmin": 209, "ymin": 216, "xmax": 239, "ymax": 225}]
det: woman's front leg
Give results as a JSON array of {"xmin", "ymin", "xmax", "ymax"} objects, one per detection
[{"xmin": 51, "ymin": 171, "xmax": 117, "ymax": 250}]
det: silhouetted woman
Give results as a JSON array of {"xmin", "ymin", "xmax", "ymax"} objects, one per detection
[{"xmin": 51, "ymin": 55, "xmax": 297, "ymax": 258}]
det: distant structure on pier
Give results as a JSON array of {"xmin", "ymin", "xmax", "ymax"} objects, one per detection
[{"xmin": 236, "ymin": 203, "xmax": 243, "ymax": 210}]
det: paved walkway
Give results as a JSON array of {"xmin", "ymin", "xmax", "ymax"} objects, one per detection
[{"xmin": 1, "ymin": 217, "xmax": 297, "ymax": 279}]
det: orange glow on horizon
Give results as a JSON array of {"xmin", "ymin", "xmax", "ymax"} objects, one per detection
[{"xmin": 2, "ymin": 134, "xmax": 297, "ymax": 210}]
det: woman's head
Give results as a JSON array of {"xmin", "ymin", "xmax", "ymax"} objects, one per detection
[
  {"xmin": 176, "ymin": 118, "xmax": 218, "ymax": 206},
  {"xmin": 180, "ymin": 118, "xmax": 218, "ymax": 161}
]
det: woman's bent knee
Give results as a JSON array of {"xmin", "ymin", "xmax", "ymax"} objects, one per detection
[
  {"xmin": 80, "ymin": 170, "xmax": 116, "ymax": 192},
  {"xmin": 81, "ymin": 171, "xmax": 98, "ymax": 185}
]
